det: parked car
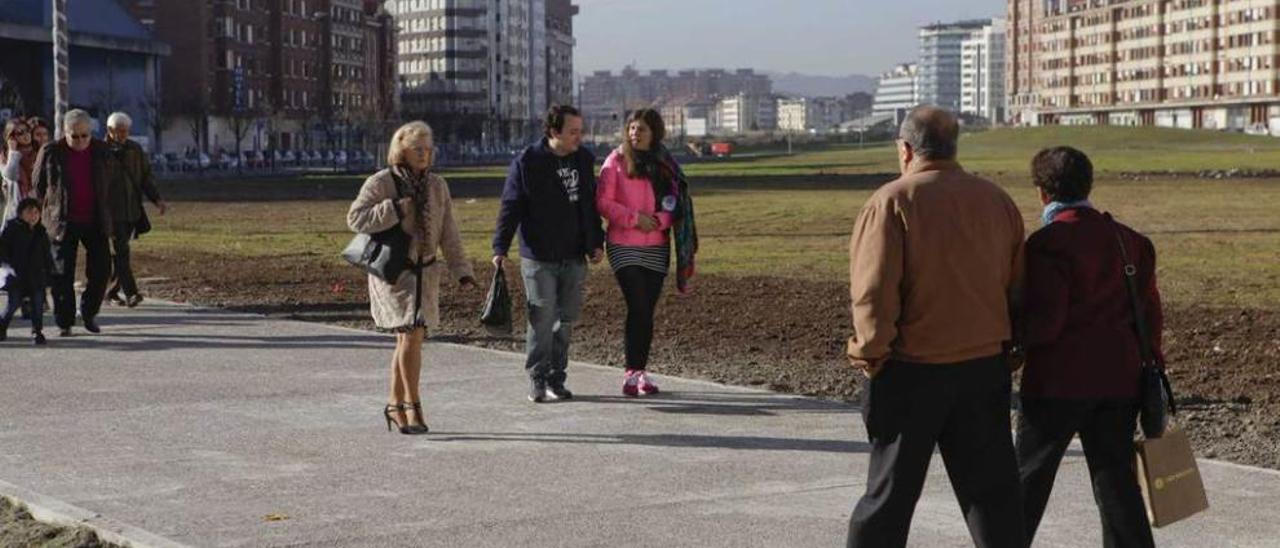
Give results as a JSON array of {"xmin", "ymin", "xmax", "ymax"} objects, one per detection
[{"xmin": 182, "ymin": 151, "xmax": 211, "ymax": 171}]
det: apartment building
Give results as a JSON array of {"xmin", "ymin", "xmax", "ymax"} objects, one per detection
[
  {"xmin": 130, "ymin": 0, "xmax": 395, "ymax": 153},
  {"xmin": 392, "ymin": 0, "xmax": 576, "ymax": 145},
  {"xmin": 961, "ymin": 18, "xmax": 1007, "ymax": 123},
  {"xmin": 873, "ymin": 63, "xmax": 919, "ymax": 120},
  {"xmin": 579, "ymin": 67, "xmax": 772, "ymax": 134},
  {"xmin": 777, "ymin": 97, "xmax": 848, "ymax": 133},
  {"xmin": 1007, "ymin": 0, "xmax": 1280, "ymax": 130},
  {"xmin": 919, "ymin": 19, "xmax": 995, "ymax": 111}
]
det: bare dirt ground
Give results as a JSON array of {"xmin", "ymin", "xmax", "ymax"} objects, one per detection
[
  {"xmin": 0, "ymin": 498, "xmax": 120, "ymax": 548},
  {"xmin": 131, "ymin": 248, "xmax": 1280, "ymax": 470}
]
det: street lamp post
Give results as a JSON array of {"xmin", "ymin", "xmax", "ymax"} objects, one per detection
[{"xmin": 52, "ymin": 0, "xmax": 69, "ymax": 138}]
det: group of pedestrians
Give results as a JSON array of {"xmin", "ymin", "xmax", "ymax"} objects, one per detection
[
  {"xmin": 344, "ymin": 104, "xmax": 1162, "ymax": 546},
  {"xmin": 348, "ymin": 105, "xmax": 695, "ymax": 433},
  {"xmin": 845, "ymin": 107, "xmax": 1163, "ymax": 547},
  {"xmin": 0, "ymin": 109, "xmax": 167, "ymax": 344}
]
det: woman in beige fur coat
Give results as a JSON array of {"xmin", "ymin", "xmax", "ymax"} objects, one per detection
[{"xmin": 347, "ymin": 121, "xmax": 476, "ymax": 435}]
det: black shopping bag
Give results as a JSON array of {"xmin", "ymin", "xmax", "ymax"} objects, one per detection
[{"xmin": 480, "ymin": 264, "xmax": 512, "ymax": 335}]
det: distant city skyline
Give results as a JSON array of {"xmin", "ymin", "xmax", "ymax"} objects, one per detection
[{"xmin": 574, "ymin": 0, "xmax": 1005, "ymax": 78}]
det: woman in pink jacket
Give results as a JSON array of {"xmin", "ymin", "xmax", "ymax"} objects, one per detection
[{"xmin": 596, "ymin": 109, "xmax": 680, "ymax": 397}]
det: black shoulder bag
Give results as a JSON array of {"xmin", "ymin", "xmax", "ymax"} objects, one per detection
[
  {"xmin": 343, "ymin": 172, "xmax": 412, "ymax": 282},
  {"xmin": 1112, "ymin": 218, "xmax": 1176, "ymax": 439}
]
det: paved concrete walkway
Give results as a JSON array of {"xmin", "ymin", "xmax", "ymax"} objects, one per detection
[{"xmin": 1, "ymin": 299, "xmax": 1278, "ymax": 547}]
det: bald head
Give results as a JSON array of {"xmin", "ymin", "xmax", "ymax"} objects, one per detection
[{"xmin": 899, "ymin": 106, "xmax": 959, "ymax": 161}]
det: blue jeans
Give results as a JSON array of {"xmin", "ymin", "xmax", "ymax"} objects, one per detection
[
  {"xmin": 2, "ymin": 286, "xmax": 46, "ymax": 333},
  {"xmin": 520, "ymin": 258, "xmax": 587, "ymax": 385}
]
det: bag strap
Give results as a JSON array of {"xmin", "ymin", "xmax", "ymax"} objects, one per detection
[
  {"xmin": 387, "ymin": 168, "xmax": 406, "ymax": 200},
  {"xmin": 1110, "ymin": 216, "xmax": 1175, "ymax": 414}
]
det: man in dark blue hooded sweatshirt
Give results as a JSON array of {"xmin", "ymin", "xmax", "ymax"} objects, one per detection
[{"xmin": 493, "ymin": 105, "xmax": 605, "ymax": 403}]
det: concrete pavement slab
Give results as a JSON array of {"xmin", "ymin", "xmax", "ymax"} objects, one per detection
[{"xmin": 1, "ymin": 299, "xmax": 1278, "ymax": 547}]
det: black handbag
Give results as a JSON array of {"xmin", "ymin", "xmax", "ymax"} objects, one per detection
[
  {"xmin": 134, "ymin": 207, "xmax": 151, "ymax": 238},
  {"xmin": 343, "ymin": 175, "xmax": 411, "ymax": 282},
  {"xmin": 1112, "ymin": 217, "xmax": 1176, "ymax": 439},
  {"xmin": 479, "ymin": 264, "xmax": 513, "ymax": 335}
]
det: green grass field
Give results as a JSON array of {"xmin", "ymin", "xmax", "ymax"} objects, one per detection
[
  {"xmin": 147, "ymin": 176, "xmax": 1280, "ymax": 309},
  {"xmin": 437, "ymin": 125, "xmax": 1280, "ymax": 179}
]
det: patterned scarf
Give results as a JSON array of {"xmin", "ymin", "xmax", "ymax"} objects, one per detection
[
  {"xmin": 392, "ymin": 166, "xmax": 432, "ymax": 261},
  {"xmin": 652, "ymin": 144, "xmax": 698, "ymax": 294}
]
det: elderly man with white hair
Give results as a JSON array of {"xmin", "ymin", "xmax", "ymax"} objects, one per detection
[
  {"xmin": 33, "ymin": 108, "xmax": 114, "ymax": 336},
  {"xmin": 104, "ymin": 111, "xmax": 167, "ymax": 308}
]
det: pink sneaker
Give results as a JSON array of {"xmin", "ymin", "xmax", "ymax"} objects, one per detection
[
  {"xmin": 623, "ymin": 369, "xmax": 640, "ymax": 397},
  {"xmin": 637, "ymin": 372, "xmax": 660, "ymax": 395}
]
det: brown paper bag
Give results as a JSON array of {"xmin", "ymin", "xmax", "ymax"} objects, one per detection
[{"xmin": 1135, "ymin": 425, "xmax": 1210, "ymax": 528}]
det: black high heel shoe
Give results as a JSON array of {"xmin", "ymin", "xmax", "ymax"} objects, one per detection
[
  {"xmin": 405, "ymin": 401, "xmax": 430, "ymax": 434},
  {"xmin": 383, "ymin": 403, "xmax": 428, "ymax": 435}
]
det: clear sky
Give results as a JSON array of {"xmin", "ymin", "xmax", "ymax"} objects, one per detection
[{"xmin": 574, "ymin": 0, "xmax": 1005, "ymax": 77}]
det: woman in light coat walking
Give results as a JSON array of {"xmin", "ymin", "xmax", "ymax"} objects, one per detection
[{"xmin": 347, "ymin": 121, "xmax": 476, "ymax": 434}]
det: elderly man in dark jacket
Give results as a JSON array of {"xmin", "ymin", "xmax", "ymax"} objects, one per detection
[
  {"xmin": 33, "ymin": 109, "xmax": 114, "ymax": 336},
  {"xmin": 104, "ymin": 111, "xmax": 167, "ymax": 308}
]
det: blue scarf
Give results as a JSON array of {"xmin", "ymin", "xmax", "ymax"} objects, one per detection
[{"xmin": 1041, "ymin": 200, "xmax": 1093, "ymax": 226}]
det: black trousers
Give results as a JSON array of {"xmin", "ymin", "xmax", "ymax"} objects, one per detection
[
  {"xmin": 613, "ymin": 266, "xmax": 666, "ymax": 370},
  {"xmin": 1016, "ymin": 399, "xmax": 1155, "ymax": 548},
  {"xmin": 848, "ymin": 355, "xmax": 1026, "ymax": 548},
  {"xmin": 52, "ymin": 222, "xmax": 111, "ymax": 329},
  {"xmin": 108, "ymin": 221, "xmax": 139, "ymax": 298}
]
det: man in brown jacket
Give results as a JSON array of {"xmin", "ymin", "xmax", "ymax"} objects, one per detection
[
  {"xmin": 33, "ymin": 109, "xmax": 114, "ymax": 336},
  {"xmin": 846, "ymin": 107, "xmax": 1026, "ymax": 548}
]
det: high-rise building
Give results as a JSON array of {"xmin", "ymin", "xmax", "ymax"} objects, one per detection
[
  {"xmin": 1006, "ymin": 0, "xmax": 1280, "ymax": 130},
  {"xmin": 918, "ymin": 19, "xmax": 994, "ymax": 112},
  {"xmin": 873, "ymin": 63, "xmax": 919, "ymax": 121},
  {"xmin": 391, "ymin": 0, "xmax": 574, "ymax": 146},
  {"xmin": 545, "ymin": 0, "xmax": 578, "ymax": 108},
  {"xmin": 961, "ymin": 18, "xmax": 1007, "ymax": 123}
]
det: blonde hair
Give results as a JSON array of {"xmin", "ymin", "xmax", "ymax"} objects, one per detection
[{"xmin": 386, "ymin": 121, "xmax": 433, "ymax": 167}]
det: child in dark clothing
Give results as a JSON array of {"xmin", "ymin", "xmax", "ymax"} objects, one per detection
[{"xmin": 1, "ymin": 198, "xmax": 52, "ymax": 344}]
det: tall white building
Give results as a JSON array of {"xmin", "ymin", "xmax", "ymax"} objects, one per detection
[
  {"xmin": 960, "ymin": 18, "xmax": 1006, "ymax": 123},
  {"xmin": 918, "ymin": 19, "xmax": 992, "ymax": 112},
  {"xmin": 390, "ymin": 0, "xmax": 573, "ymax": 144},
  {"xmin": 873, "ymin": 63, "xmax": 919, "ymax": 121}
]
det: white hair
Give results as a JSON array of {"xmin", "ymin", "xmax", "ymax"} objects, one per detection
[
  {"xmin": 64, "ymin": 109, "xmax": 92, "ymax": 132},
  {"xmin": 107, "ymin": 111, "xmax": 133, "ymax": 129}
]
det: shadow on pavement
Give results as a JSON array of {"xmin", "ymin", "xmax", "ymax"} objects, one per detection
[{"xmin": 426, "ymin": 431, "xmax": 870, "ymax": 454}]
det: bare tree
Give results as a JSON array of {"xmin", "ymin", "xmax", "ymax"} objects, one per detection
[
  {"xmin": 227, "ymin": 107, "xmax": 257, "ymax": 174},
  {"xmin": 136, "ymin": 90, "xmax": 166, "ymax": 153},
  {"xmin": 181, "ymin": 96, "xmax": 210, "ymax": 155}
]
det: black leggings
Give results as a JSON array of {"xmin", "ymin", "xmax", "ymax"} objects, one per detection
[{"xmin": 613, "ymin": 266, "xmax": 666, "ymax": 370}]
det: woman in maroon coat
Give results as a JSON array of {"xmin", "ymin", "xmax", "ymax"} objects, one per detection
[{"xmin": 1015, "ymin": 146, "xmax": 1161, "ymax": 547}]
